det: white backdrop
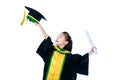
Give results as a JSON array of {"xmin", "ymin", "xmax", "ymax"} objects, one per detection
[{"xmin": 0, "ymin": 0, "xmax": 120, "ymax": 80}]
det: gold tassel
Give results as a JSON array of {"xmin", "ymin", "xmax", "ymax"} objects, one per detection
[{"xmin": 20, "ymin": 9, "xmax": 26, "ymax": 25}]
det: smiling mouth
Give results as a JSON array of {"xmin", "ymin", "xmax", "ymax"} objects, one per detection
[{"xmin": 55, "ymin": 40, "xmax": 59, "ymax": 43}]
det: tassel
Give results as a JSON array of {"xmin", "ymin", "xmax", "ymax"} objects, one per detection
[{"xmin": 20, "ymin": 9, "xmax": 26, "ymax": 25}]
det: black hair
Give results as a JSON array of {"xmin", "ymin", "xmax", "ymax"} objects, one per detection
[{"xmin": 62, "ymin": 32, "xmax": 73, "ymax": 52}]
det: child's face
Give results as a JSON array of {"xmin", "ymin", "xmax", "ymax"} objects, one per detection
[{"xmin": 55, "ymin": 33, "xmax": 68, "ymax": 48}]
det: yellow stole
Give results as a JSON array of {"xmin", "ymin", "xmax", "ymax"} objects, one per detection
[{"xmin": 45, "ymin": 46, "xmax": 71, "ymax": 80}]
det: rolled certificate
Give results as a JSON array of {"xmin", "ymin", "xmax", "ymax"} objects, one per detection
[{"xmin": 85, "ymin": 30, "xmax": 97, "ymax": 54}]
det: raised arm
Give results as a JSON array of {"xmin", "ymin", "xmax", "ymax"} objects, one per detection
[{"xmin": 36, "ymin": 23, "xmax": 48, "ymax": 39}]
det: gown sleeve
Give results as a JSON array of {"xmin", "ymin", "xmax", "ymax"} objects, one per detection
[
  {"xmin": 36, "ymin": 37, "xmax": 53, "ymax": 61},
  {"xmin": 71, "ymin": 53, "xmax": 89, "ymax": 75}
]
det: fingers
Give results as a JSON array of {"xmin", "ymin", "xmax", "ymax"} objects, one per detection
[
  {"xmin": 89, "ymin": 46, "xmax": 97, "ymax": 55},
  {"xmin": 92, "ymin": 46, "xmax": 97, "ymax": 54}
]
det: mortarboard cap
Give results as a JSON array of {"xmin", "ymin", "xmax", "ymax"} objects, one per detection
[{"xmin": 21, "ymin": 6, "xmax": 47, "ymax": 25}]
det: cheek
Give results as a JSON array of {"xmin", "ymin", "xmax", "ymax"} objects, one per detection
[
  {"xmin": 61, "ymin": 40, "xmax": 67, "ymax": 45},
  {"xmin": 58, "ymin": 40, "xmax": 63, "ymax": 44},
  {"xmin": 56, "ymin": 40, "xmax": 64, "ymax": 44}
]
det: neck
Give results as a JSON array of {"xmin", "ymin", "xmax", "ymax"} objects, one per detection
[{"xmin": 57, "ymin": 45, "xmax": 65, "ymax": 49}]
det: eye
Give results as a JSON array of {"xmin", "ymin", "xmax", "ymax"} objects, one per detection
[{"xmin": 60, "ymin": 36, "xmax": 63, "ymax": 38}]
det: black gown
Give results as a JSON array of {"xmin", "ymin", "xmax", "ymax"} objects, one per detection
[{"xmin": 36, "ymin": 37, "xmax": 89, "ymax": 80}]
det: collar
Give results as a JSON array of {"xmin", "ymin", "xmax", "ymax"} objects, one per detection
[{"xmin": 54, "ymin": 45, "xmax": 71, "ymax": 54}]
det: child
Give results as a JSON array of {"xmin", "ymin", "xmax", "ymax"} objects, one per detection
[{"xmin": 36, "ymin": 23, "xmax": 95, "ymax": 80}]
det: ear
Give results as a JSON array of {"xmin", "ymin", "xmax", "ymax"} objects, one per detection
[{"xmin": 64, "ymin": 41, "xmax": 68, "ymax": 45}]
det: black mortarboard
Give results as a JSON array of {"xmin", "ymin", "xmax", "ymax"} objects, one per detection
[{"xmin": 21, "ymin": 6, "xmax": 47, "ymax": 25}]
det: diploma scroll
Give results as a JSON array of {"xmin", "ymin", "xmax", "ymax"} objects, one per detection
[{"xmin": 85, "ymin": 30, "xmax": 97, "ymax": 54}]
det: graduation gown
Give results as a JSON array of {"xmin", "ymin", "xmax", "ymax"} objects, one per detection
[{"xmin": 36, "ymin": 37, "xmax": 89, "ymax": 80}]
